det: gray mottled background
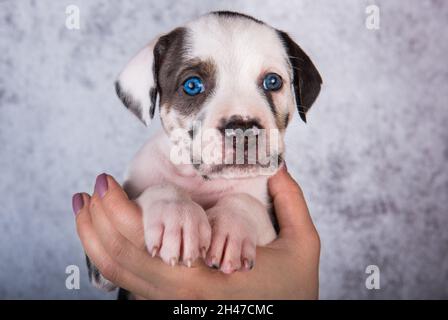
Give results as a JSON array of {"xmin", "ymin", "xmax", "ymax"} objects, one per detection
[{"xmin": 0, "ymin": 0, "xmax": 447, "ymax": 299}]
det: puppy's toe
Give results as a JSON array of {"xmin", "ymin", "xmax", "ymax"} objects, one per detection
[
  {"xmin": 181, "ymin": 221, "xmax": 205, "ymax": 267},
  {"xmin": 144, "ymin": 223, "xmax": 163, "ymax": 257},
  {"xmin": 206, "ymin": 233, "xmax": 227, "ymax": 269},
  {"xmin": 241, "ymin": 238, "xmax": 256, "ymax": 271},
  {"xmin": 159, "ymin": 226, "xmax": 181, "ymax": 266},
  {"xmin": 199, "ymin": 221, "xmax": 212, "ymax": 259},
  {"xmin": 220, "ymin": 238, "xmax": 243, "ymax": 274}
]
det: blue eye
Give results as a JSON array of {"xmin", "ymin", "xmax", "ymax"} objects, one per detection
[
  {"xmin": 183, "ymin": 76, "xmax": 205, "ymax": 96},
  {"xmin": 263, "ymin": 73, "xmax": 283, "ymax": 91}
]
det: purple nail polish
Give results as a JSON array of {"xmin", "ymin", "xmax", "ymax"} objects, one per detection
[
  {"xmin": 94, "ymin": 173, "xmax": 108, "ymax": 198},
  {"xmin": 72, "ymin": 193, "xmax": 84, "ymax": 215}
]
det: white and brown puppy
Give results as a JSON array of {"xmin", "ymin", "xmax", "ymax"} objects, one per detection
[{"xmin": 88, "ymin": 11, "xmax": 321, "ymax": 292}]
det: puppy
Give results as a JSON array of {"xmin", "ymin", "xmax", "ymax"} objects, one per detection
[{"xmin": 87, "ymin": 11, "xmax": 322, "ymax": 294}]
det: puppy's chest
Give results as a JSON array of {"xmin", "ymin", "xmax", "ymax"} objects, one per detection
[
  {"xmin": 190, "ymin": 181, "xmax": 264, "ymax": 210},
  {"xmin": 170, "ymin": 174, "xmax": 269, "ymax": 210}
]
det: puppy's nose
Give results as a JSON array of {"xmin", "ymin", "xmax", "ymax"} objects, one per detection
[{"xmin": 218, "ymin": 117, "xmax": 263, "ymax": 136}]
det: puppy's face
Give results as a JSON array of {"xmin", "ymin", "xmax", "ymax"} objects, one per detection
[{"xmin": 116, "ymin": 12, "xmax": 322, "ymax": 179}]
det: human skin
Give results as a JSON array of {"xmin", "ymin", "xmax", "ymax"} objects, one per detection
[{"xmin": 73, "ymin": 165, "xmax": 321, "ymax": 299}]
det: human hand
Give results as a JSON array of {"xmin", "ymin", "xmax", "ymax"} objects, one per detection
[{"xmin": 73, "ymin": 165, "xmax": 320, "ymax": 299}]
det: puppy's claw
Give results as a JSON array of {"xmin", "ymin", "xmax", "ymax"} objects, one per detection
[
  {"xmin": 169, "ymin": 257, "xmax": 178, "ymax": 267},
  {"xmin": 151, "ymin": 247, "xmax": 158, "ymax": 258},
  {"xmin": 243, "ymin": 259, "xmax": 254, "ymax": 271},
  {"xmin": 207, "ymin": 256, "xmax": 219, "ymax": 268},
  {"xmin": 185, "ymin": 258, "xmax": 192, "ymax": 268}
]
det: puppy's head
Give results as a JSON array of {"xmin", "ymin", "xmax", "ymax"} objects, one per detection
[{"xmin": 116, "ymin": 11, "xmax": 322, "ymax": 179}]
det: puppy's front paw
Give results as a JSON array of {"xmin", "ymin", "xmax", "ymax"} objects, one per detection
[
  {"xmin": 139, "ymin": 196, "xmax": 211, "ymax": 267},
  {"xmin": 206, "ymin": 207, "xmax": 257, "ymax": 274}
]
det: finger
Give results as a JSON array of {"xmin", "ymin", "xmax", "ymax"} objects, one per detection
[
  {"xmin": 74, "ymin": 193, "xmax": 164, "ymax": 299},
  {"xmin": 268, "ymin": 164, "xmax": 317, "ymax": 238},
  {"xmin": 93, "ymin": 173, "xmax": 145, "ymax": 249}
]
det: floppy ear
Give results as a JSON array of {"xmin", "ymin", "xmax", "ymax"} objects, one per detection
[
  {"xmin": 115, "ymin": 34, "xmax": 166, "ymax": 126},
  {"xmin": 276, "ymin": 31, "xmax": 322, "ymax": 123}
]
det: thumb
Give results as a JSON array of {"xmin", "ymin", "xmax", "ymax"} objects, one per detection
[
  {"xmin": 93, "ymin": 174, "xmax": 144, "ymax": 249},
  {"xmin": 268, "ymin": 164, "xmax": 316, "ymax": 239}
]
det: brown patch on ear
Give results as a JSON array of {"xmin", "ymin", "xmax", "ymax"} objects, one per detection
[
  {"xmin": 152, "ymin": 27, "xmax": 188, "ymax": 114},
  {"xmin": 149, "ymin": 87, "xmax": 157, "ymax": 119},
  {"xmin": 276, "ymin": 30, "xmax": 322, "ymax": 123}
]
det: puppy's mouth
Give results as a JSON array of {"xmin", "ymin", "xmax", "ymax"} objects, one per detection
[
  {"xmin": 198, "ymin": 154, "xmax": 283, "ymax": 179},
  {"xmin": 192, "ymin": 130, "xmax": 283, "ymax": 179},
  {"xmin": 221, "ymin": 130, "xmax": 265, "ymax": 165}
]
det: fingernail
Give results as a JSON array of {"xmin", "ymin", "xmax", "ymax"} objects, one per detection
[
  {"xmin": 72, "ymin": 193, "xmax": 84, "ymax": 215},
  {"xmin": 94, "ymin": 173, "xmax": 108, "ymax": 198}
]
